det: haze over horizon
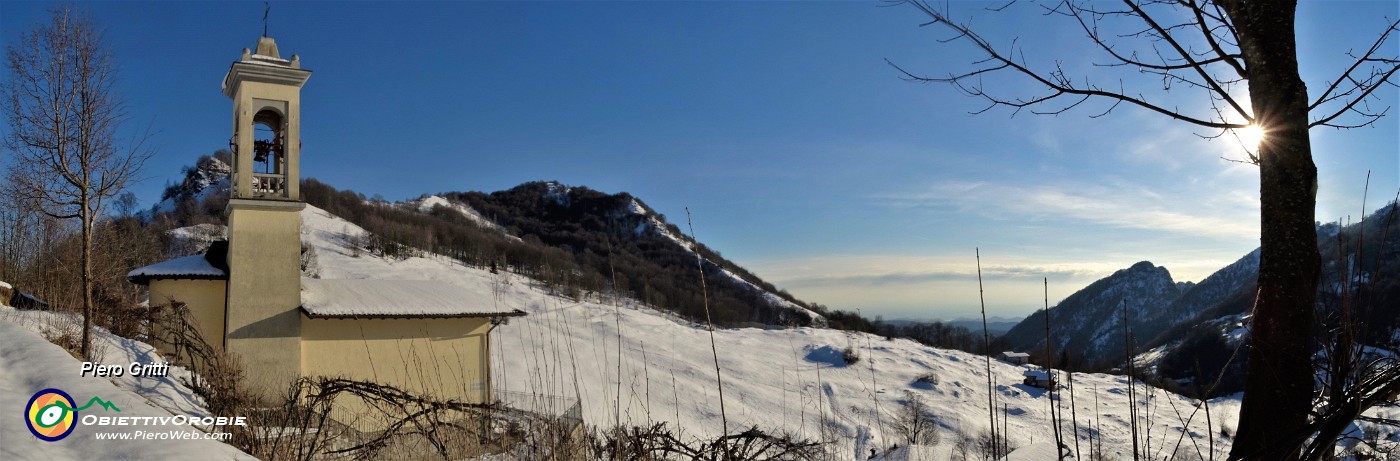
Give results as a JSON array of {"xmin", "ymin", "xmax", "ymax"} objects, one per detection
[{"xmin": 2, "ymin": 1, "xmax": 1395, "ymax": 321}]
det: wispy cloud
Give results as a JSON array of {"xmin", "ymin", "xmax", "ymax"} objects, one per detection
[
  {"xmin": 750, "ymin": 254, "xmax": 1120, "ymax": 288},
  {"xmin": 878, "ymin": 179, "xmax": 1259, "ymax": 240},
  {"xmin": 746, "ymin": 254, "xmax": 1134, "ymax": 319}
]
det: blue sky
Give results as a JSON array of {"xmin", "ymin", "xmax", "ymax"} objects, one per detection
[{"xmin": 3, "ymin": 1, "xmax": 1396, "ymax": 320}]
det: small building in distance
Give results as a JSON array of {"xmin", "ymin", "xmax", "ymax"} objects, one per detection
[
  {"xmin": 0, "ymin": 280, "xmax": 51, "ymax": 311},
  {"xmin": 1023, "ymin": 369, "xmax": 1057, "ymax": 390},
  {"xmin": 1001, "ymin": 351, "xmax": 1030, "ymax": 365}
]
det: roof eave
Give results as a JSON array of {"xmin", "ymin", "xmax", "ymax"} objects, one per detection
[
  {"xmin": 127, "ymin": 273, "xmax": 229, "ymax": 286},
  {"xmin": 298, "ymin": 306, "xmax": 527, "ymax": 320}
]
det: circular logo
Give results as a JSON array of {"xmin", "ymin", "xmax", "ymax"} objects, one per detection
[{"xmin": 25, "ymin": 388, "xmax": 77, "ymax": 442}]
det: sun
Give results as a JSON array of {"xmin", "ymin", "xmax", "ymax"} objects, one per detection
[{"xmin": 1237, "ymin": 124, "xmax": 1265, "ymax": 151}]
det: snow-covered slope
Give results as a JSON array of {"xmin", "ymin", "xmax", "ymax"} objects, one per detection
[
  {"xmin": 406, "ymin": 195, "xmax": 520, "ymax": 241},
  {"xmin": 299, "ymin": 205, "xmax": 1235, "ymax": 459},
  {"xmin": 0, "ymin": 307, "xmax": 253, "ymax": 460}
]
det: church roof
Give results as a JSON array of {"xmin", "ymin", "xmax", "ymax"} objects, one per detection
[
  {"xmin": 300, "ymin": 278, "xmax": 526, "ymax": 319},
  {"xmin": 127, "ymin": 243, "xmax": 230, "ymax": 285}
]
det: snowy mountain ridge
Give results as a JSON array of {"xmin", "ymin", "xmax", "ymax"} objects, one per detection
[
  {"xmin": 405, "ymin": 194, "xmax": 520, "ymax": 241},
  {"xmin": 1003, "ymin": 261, "xmax": 1187, "ymax": 365},
  {"xmin": 616, "ymin": 196, "xmax": 823, "ymax": 325},
  {"xmin": 1007, "ymin": 202, "xmax": 1400, "ymax": 402},
  {"xmin": 437, "ymin": 181, "xmax": 826, "ymax": 327},
  {"xmin": 1004, "ymin": 247, "xmax": 1259, "ymax": 369},
  {"xmin": 403, "ymin": 186, "xmax": 824, "ymax": 326}
]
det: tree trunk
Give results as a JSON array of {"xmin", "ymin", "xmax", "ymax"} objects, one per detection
[
  {"xmin": 81, "ymin": 201, "xmax": 93, "ymax": 361},
  {"xmin": 1226, "ymin": 1, "xmax": 1320, "ymax": 459}
]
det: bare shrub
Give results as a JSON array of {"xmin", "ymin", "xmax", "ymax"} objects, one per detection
[
  {"xmin": 299, "ymin": 242, "xmax": 320, "ymax": 278},
  {"xmin": 43, "ymin": 320, "xmax": 82, "ymax": 358},
  {"xmin": 948, "ymin": 430, "xmax": 1003, "ymax": 461},
  {"xmin": 234, "ymin": 380, "xmax": 335, "ymax": 461},
  {"xmin": 589, "ymin": 423, "xmax": 823, "ymax": 460},
  {"xmin": 842, "ymin": 346, "xmax": 860, "ymax": 366},
  {"xmin": 892, "ymin": 390, "xmax": 939, "ymax": 445}
]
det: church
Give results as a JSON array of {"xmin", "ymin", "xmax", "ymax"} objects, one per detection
[{"xmin": 127, "ymin": 37, "xmax": 525, "ymax": 415}]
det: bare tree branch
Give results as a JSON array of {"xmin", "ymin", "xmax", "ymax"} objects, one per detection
[
  {"xmin": 891, "ymin": 0, "xmax": 1249, "ymax": 128},
  {"xmin": 1310, "ymin": 32, "xmax": 1400, "ymax": 129}
]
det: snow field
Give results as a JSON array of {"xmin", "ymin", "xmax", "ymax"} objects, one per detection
[{"xmin": 300, "ymin": 204, "xmax": 1239, "ymax": 459}]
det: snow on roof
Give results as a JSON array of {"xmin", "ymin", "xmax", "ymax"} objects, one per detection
[
  {"xmin": 1023, "ymin": 369, "xmax": 1052, "ymax": 380},
  {"xmin": 127, "ymin": 254, "xmax": 227, "ymax": 283},
  {"xmin": 301, "ymin": 278, "xmax": 526, "ymax": 318},
  {"xmin": 0, "ymin": 280, "xmax": 10, "ymax": 290},
  {"xmin": 1003, "ymin": 351, "xmax": 1030, "ymax": 358}
]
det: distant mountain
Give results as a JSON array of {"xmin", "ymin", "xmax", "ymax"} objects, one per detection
[
  {"xmin": 148, "ymin": 152, "xmax": 232, "ymax": 225},
  {"xmin": 1003, "ymin": 261, "xmax": 1189, "ymax": 366},
  {"xmin": 946, "ymin": 318, "xmax": 1020, "ymax": 336},
  {"xmin": 1136, "ymin": 249, "xmax": 1260, "ymax": 349},
  {"xmin": 1001, "ymin": 201, "xmax": 1400, "ymax": 396}
]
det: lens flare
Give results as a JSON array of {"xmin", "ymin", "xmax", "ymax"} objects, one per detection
[{"xmin": 1238, "ymin": 124, "xmax": 1265, "ymax": 151}]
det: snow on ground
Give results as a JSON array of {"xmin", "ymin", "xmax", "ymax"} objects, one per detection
[
  {"xmin": 1000, "ymin": 442, "xmax": 1064, "ymax": 461},
  {"xmin": 0, "ymin": 306, "xmax": 253, "ymax": 460},
  {"xmin": 492, "ymin": 303, "xmax": 1240, "ymax": 460},
  {"xmin": 299, "ymin": 204, "xmax": 1238, "ymax": 459},
  {"xmin": 167, "ymin": 223, "xmax": 227, "ymax": 245}
]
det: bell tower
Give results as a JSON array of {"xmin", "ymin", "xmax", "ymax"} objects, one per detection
[{"xmin": 221, "ymin": 36, "xmax": 311, "ymax": 399}]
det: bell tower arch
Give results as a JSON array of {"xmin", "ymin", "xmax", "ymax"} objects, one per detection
[
  {"xmin": 220, "ymin": 36, "xmax": 311, "ymax": 399},
  {"xmin": 225, "ymin": 37, "xmax": 308, "ymax": 200}
]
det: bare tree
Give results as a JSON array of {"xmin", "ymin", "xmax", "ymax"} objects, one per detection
[
  {"xmin": 3, "ymin": 7, "xmax": 149, "ymax": 360},
  {"xmin": 893, "ymin": 390, "xmax": 939, "ymax": 445},
  {"xmin": 888, "ymin": 1, "xmax": 1399, "ymax": 459}
]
